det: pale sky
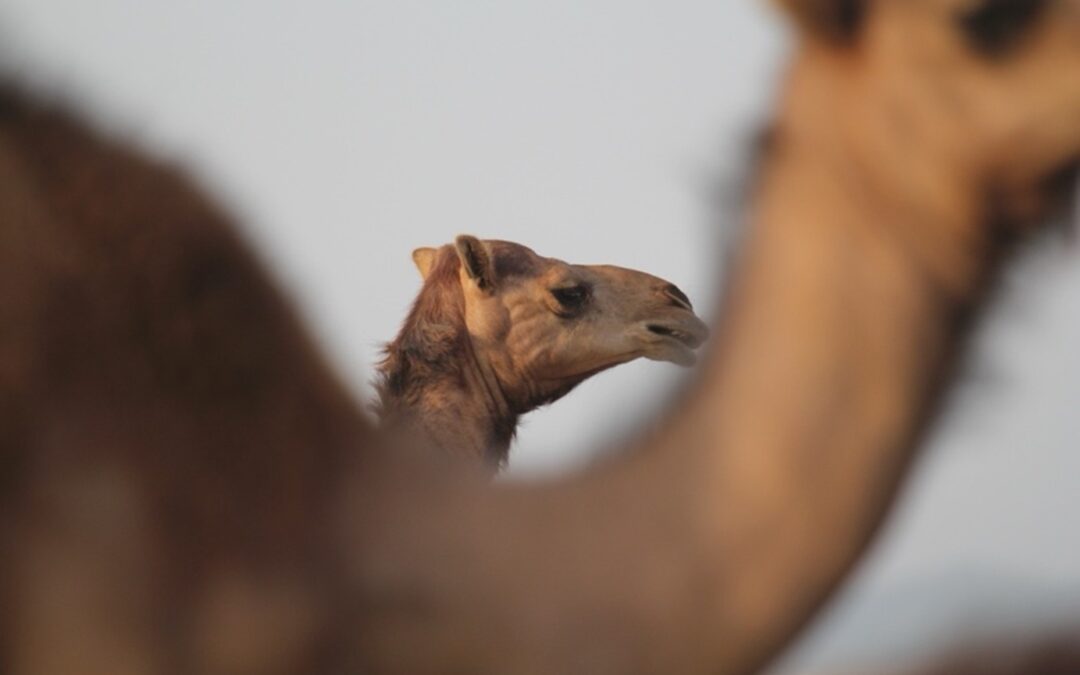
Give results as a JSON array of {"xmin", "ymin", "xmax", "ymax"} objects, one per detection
[{"xmin": 4, "ymin": 1, "xmax": 1079, "ymax": 671}]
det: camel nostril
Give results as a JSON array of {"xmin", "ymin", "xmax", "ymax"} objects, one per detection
[{"xmin": 662, "ymin": 284, "xmax": 693, "ymax": 311}]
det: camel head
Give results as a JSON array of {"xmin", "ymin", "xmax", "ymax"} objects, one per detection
[
  {"xmin": 409, "ymin": 235, "xmax": 708, "ymax": 410},
  {"xmin": 775, "ymin": 0, "xmax": 1080, "ymax": 269}
]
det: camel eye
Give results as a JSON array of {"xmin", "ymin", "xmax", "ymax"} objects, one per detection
[
  {"xmin": 957, "ymin": 0, "xmax": 1048, "ymax": 57},
  {"xmin": 550, "ymin": 284, "xmax": 590, "ymax": 314}
]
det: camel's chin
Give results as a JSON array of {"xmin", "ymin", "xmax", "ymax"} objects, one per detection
[{"xmin": 646, "ymin": 342, "xmax": 698, "ymax": 367}]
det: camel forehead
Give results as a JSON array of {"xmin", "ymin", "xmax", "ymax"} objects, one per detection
[
  {"xmin": 484, "ymin": 241, "xmax": 537, "ymax": 277},
  {"xmin": 486, "ymin": 240, "xmax": 568, "ymax": 280},
  {"xmin": 485, "ymin": 241, "xmax": 670, "ymax": 287}
]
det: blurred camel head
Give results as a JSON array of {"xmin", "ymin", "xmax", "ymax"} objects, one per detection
[
  {"xmin": 376, "ymin": 235, "xmax": 707, "ymax": 468},
  {"xmin": 776, "ymin": 0, "xmax": 1080, "ymax": 292}
]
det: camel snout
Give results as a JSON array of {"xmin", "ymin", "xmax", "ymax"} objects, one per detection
[{"xmin": 640, "ymin": 310, "xmax": 709, "ymax": 367}]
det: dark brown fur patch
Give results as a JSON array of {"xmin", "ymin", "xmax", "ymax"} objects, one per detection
[
  {"xmin": 958, "ymin": 0, "xmax": 1050, "ymax": 57},
  {"xmin": 489, "ymin": 240, "xmax": 540, "ymax": 280},
  {"xmin": 782, "ymin": 0, "xmax": 866, "ymax": 44}
]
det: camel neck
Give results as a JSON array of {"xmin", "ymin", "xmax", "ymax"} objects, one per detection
[
  {"xmin": 376, "ymin": 304, "xmax": 519, "ymax": 472},
  {"xmin": 628, "ymin": 117, "xmax": 1007, "ymax": 674}
]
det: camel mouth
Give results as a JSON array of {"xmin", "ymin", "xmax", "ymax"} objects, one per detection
[{"xmin": 646, "ymin": 323, "xmax": 706, "ymax": 349}]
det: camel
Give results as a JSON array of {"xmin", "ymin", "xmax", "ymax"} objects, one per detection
[
  {"xmin": 349, "ymin": 2, "xmax": 1080, "ymax": 672},
  {"xmin": 2, "ymin": 1, "xmax": 1079, "ymax": 674},
  {"xmin": 376, "ymin": 235, "xmax": 707, "ymax": 470}
]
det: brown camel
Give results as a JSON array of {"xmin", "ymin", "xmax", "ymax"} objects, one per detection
[
  {"xmin": 2, "ymin": 1, "xmax": 1079, "ymax": 674},
  {"xmin": 376, "ymin": 235, "xmax": 707, "ymax": 469},
  {"xmin": 350, "ymin": 2, "xmax": 1080, "ymax": 671}
]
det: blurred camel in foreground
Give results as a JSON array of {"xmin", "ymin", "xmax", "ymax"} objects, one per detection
[
  {"xmin": 2, "ymin": 0, "xmax": 1079, "ymax": 673},
  {"xmin": 376, "ymin": 236, "xmax": 706, "ymax": 471}
]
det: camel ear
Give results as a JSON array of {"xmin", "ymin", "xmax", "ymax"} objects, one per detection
[
  {"xmin": 454, "ymin": 235, "xmax": 495, "ymax": 291},
  {"xmin": 776, "ymin": 0, "xmax": 866, "ymax": 43},
  {"xmin": 411, "ymin": 247, "xmax": 438, "ymax": 280}
]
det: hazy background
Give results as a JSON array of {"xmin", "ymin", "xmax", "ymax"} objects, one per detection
[{"xmin": 4, "ymin": 1, "xmax": 1078, "ymax": 671}]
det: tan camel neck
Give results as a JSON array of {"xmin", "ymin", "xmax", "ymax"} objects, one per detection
[
  {"xmin": 629, "ymin": 114, "xmax": 1000, "ymax": 673},
  {"xmin": 457, "ymin": 328, "xmax": 519, "ymax": 464}
]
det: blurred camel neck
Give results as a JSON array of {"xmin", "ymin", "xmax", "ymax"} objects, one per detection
[{"xmin": 644, "ymin": 101, "xmax": 1001, "ymax": 674}]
